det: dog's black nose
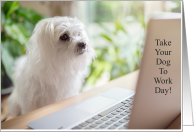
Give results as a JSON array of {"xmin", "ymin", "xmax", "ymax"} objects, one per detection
[{"xmin": 78, "ymin": 42, "xmax": 86, "ymax": 49}]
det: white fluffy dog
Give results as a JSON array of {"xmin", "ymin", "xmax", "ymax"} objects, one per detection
[{"xmin": 7, "ymin": 16, "xmax": 96, "ymax": 117}]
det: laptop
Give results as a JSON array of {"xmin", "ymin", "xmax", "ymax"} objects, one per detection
[{"xmin": 27, "ymin": 12, "xmax": 181, "ymax": 129}]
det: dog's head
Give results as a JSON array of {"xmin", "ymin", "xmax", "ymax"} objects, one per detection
[{"xmin": 28, "ymin": 17, "xmax": 96, "ymax": 71}]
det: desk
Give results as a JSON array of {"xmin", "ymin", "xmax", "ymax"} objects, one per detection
[{"xmin": 1, "ymin": 70, "xmax": 180, "ymax": 129}]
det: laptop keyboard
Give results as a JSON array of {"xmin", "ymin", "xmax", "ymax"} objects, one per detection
[{"xmin": 71, "ymin": 95, "xmax": 135, "ymax": 129}]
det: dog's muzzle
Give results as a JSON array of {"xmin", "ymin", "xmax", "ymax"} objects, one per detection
[{"xmin": 77, "ymin": 42, "xmax": 87, "ymax": 55}]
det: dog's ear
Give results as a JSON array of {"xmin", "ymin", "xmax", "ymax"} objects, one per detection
[
  {"xmin": 28, "ymin": 18, "xmax": 56, "ymax": 60},
  {"xmin": 34, "ymin": 19, "xmax": 55, "ymax": 46}
]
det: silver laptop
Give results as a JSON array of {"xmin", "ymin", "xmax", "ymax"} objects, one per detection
[{"xmin": 27, "ymin": 12, "xmax": 181, "ymax": 129}]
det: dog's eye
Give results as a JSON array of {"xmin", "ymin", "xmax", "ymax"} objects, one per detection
[
  {"xmin": 60, "ymin": 34, "xmax": 69, "ymax": 41},
  {"xmin": 78, "ymin": 33, "xmax": 81, "ymax": 36}
]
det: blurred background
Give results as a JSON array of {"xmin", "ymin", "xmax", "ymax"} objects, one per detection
[
  {"xmin": 1, "ymin": 1, "xmax": 181, "ymax": 121},
  {"xmin": 1, "ymin": 1, "xmax": 181, "ymax": 95},
  {"xmin": 1, "ymin": 1, "xmax": 181, "ymax": 94}
]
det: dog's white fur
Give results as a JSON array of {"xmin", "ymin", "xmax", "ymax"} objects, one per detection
[{"xmin": 7, "ymin": 16, "xmax": 96, "ymax": 116}]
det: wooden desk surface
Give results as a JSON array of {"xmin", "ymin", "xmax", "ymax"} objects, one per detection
[{"xmin": 2, "ymin": 70, "xmax": 139, "ymax": 129}]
